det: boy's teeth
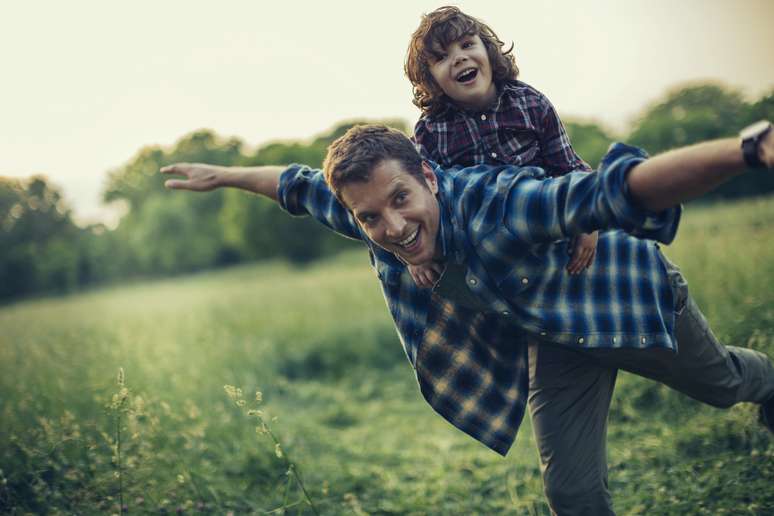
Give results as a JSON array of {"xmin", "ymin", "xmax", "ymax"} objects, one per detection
[{"xmin": 456, "ymin": 68, "xmax": 477, "ymax": 81}]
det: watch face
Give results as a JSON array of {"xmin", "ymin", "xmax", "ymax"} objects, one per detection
[{"xmin": 740, "ymin": 120, "xmax": 772, "ymax": 140}]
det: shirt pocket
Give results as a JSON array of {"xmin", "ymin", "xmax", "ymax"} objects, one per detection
[
  {"xmin": 497, "ymin": 128, "xmax": 541, "ymax": 166},
  {"xmin": 475, "ymin": 231, "xmax": 536, "ymax": 299}
]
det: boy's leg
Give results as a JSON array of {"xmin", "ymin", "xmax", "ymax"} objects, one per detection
[{"xmin": 528, "ymin": 341, "xmax": 617, "ymax": 516}]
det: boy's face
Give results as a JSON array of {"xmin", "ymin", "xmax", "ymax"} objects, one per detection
[
  {"xmin": 428, "ymin": 33, "xmax": 497, "ymax": 111},
  {"xmin": 341, "ymin": 160, "xmax": 441, "ymax": 266}
]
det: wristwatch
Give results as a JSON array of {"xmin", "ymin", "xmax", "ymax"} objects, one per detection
[{"xmin": 739, "ymin": 120, "xmax": 772, "ymax": 168}]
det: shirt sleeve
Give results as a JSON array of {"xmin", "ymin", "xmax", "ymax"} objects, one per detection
[
  {"xmin": 536, "ymin": 93, "xmax": 592, "ymax": 175},
  {"xmin": 500, "ymin": 143, "xmax": 681, "ymax": 245},
  {"xmin": 277, "ymin": 164, "xmax": 363, "ymax": 241},
  {"xmin": 413, "ymin": 119, "xmax": 446, "ymax": 165}
]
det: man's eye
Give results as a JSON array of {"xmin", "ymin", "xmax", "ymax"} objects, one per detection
[
  {"xmin": 362, "ymin": 215, "xmax": 378, "ymax": 225},
  {"xmin": 395, "ymin": 192, "xmax": 408, "ymax": 204}
]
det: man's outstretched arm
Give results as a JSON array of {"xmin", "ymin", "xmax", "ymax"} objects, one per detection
[
  {"xmin": 160, "ymin": 163, "xmax": 285, "ymax": 200},
  {"xmin": 628, "ymin": 127, "xmax": 774, "ymax": 212},
  {"xmin": 161, "ymin": 162, "xmax": 363, "ymax": 241}
]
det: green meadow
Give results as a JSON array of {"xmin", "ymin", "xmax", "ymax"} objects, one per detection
[{"xmin": 1, "ymin": 197, "xmax": 773, "ymax": 515}]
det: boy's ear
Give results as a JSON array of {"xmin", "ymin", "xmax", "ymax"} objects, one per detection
[{"xmin": 422, "ymin": 161, "xmax": 439, "ymax": 194}]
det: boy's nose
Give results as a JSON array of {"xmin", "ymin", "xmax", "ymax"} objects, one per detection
[{"xmin": 453, "ymin": 53, "xmax": 468, "ymax": 66}]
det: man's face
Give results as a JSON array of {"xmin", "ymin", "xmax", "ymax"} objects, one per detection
[
  {"xmin": 341, "ymin": 160, "xmax": 441, "ymax": 266},
  {"xmin": 428, "ymin": 33, "xmax": 497, "ymax": 111}
]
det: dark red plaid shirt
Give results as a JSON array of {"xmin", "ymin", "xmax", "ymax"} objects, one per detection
[{"xmin": 413, "ymin": 80, "xmax": 591, "ymax": 176}]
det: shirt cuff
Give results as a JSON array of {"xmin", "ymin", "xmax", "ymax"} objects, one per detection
[
  {"xmin": 277, "ymin": 163, "xmax": 317, "ymax": 216},
  {"xmin": 600, "ymin": 143, "xmax": 682, "ymax": 244}
]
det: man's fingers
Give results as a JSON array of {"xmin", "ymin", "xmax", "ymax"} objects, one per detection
[
  {"xmin": 164, "ymin": 179, "xmax": 187, "ymax": 190},
  {"xmin": 160, "ymin": 164, "xmax": 192, "ymax": 176},
  {"xmin": 160, "ymin": 165, "xmax": 182, "ymax": 175}
]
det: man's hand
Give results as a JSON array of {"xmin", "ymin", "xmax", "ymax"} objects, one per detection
[
  {"xmin": 160, "ymin": 163, "xmax": 224, "ymax": 192},
  {"xmin": 407, "ymin": 262, "xmax": 444, "ymax": 288},
  {"xmin": 567, "ymin": 231, "xmax": 598, "ymax": 275}
]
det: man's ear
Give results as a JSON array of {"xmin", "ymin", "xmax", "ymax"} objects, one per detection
[{"xmin": 421, "ymin": 161, "xmax": 438, "ymax": 194}]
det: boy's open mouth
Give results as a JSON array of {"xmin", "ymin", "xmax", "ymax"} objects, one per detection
[{"xmin": 456, "ymin": 68, "xmax": 478, "ymax": 83}]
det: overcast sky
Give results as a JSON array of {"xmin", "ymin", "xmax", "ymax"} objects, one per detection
[{"xmin": 2, "ymin": 0, "xmax": 773, "ymax": 225}]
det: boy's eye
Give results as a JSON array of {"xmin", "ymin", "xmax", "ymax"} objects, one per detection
[{"xmin": 395, "ymin": 191, "xmax": 408, "ymax": 204}]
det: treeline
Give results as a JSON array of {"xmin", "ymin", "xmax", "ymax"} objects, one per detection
[{"xmin": 2, "ymin": 83, "xmax": 773, "ymax": 302}]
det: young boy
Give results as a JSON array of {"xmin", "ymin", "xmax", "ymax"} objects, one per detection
[{"xmin": 404, "ymin": 6, "xmax": 598, "ymax": 287}]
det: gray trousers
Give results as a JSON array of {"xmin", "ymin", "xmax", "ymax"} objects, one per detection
[{"xmin": 527, "ymin": 262, "xmax": 774, "ymax": 516}]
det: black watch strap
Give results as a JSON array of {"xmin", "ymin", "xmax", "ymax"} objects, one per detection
[
  {"xmin": 740, "ymin": 120, "xmax": 772, "ymax": 169},
  {"xmin": 742, "ymin": 138, "xmax": 765, "ymax": 168}
]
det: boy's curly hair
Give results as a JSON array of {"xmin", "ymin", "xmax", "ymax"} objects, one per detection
[{"xmin": 405, "ymin": 6, "xmax": 519, "ymax": 117}]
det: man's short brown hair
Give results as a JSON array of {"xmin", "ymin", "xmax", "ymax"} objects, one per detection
[
  {"xmin": 323, "ymin": 125, "xmax": 425, "ymax": 202},
  {"xmin": 405, "ymin": 6, "xmax": 519, "ymax": 117}
]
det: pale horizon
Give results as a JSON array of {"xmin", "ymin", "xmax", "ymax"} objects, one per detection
[{"xmin": 2, "ymin": 0, "xmax": 773, "ymax": 226}]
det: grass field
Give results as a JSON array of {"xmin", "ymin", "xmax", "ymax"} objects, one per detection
[{"xmin": 1, "ymin": 197, "xmax": 774, "ymax": 515}]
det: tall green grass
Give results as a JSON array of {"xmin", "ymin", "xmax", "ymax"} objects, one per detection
[{"xmin": 1, "ymin": 197, "xmax": 773, "ymax": 514}]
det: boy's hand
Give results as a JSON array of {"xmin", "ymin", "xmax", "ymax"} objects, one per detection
[
  {"xmin": 408, "ymin": 262, "xmax": 444, "ymax": 288},
  {"xmin": 567, "ymin": 231, "xmax": 599, "ymax": 275},
  {"xmin": 160, "ymin": 163, "xmax": 224, "ymax": 192}
]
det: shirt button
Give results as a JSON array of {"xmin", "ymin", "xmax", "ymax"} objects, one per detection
[
  {"xmin": 641, "ymin": 337, "xmax": 647, "ymax": 344},
  {"xmin": 540, "ymin": 331, "xmax": 547, "ymax": 336},
  {"xmin": 502, "ymin": 310, "xmax": 510, "ymax": 316},
  {"xmin": 468, "ymin": 278, "xmax": 477, "ymax": 286},
  {"xmin": 490, "ymin": 152, "xmax": 498, "ymax": 159},
  {"xmin": 480, "ymin": 114, "xmax": 487, "ymax": 121},
  {"xmin": 612, "ymin": 337, "xmax": 617, "ymax": 344},
  {"xmin": 521, "ymin": 277, "xmax": 529, "ymax": 285},
  {"xmin": 578, "ymin": 337, "xmax": 585, "ymax": 344}
]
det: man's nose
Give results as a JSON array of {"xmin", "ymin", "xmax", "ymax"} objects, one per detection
[{"xmin": 384, "ymin": 212, "xmax": 406, "ymax": 239}]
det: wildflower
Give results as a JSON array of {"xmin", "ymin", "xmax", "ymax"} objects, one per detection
[
  {"xmin": 255, "ymin": 391, "xmax": 263, "ymax": 403},
  {"xmin": 247, "ymin": 409, "xmax": 264, "ymax": 417},
  {"xmin": 224, "ymin": 385, "xmax": 237, "ymax": 400},
  {"xmin": 236, "ymin": 400, "xmax": 246, "ymax": 407},
  {"xmin": 177, "ymin": 474, "xmax": 185, "ymax": 484},
  {"xmin": 117, "ymin": 367, "xmax": 125, "ymax": 387},
  {"xmin": 275, "ymin": 443, "xmax": 283, "ymax": 459}
]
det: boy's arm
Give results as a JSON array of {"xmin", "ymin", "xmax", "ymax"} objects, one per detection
[
  {"xmin": 413, "ymin": 120, "xmax": 447, "ymax": 165},
  {"xmin": 536, "ymin": 94, "xmax": 592, "ymax": 174}
]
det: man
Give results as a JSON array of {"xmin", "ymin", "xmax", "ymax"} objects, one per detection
[{"xmin": 162, "ymin": 120, "xmax": 774, "ymax": 515}]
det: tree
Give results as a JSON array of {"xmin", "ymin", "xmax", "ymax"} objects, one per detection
[{"xmin": 563, "ymin": 120, "xmax": 615, "ymax": 168}]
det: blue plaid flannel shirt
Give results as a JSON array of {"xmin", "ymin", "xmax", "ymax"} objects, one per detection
[{"xmin": 277, "ymin": 143, "xmax": 682, "ymax": 455}]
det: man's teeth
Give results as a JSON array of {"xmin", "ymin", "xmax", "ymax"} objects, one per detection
[{"xmin": 398, "ymin": 229, "xmax": 419, "ymax": 247}]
